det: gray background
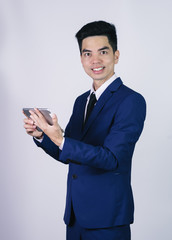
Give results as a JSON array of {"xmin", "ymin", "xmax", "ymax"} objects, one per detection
[{"xmin": 0, "ymin": 0, "xmax": 172, "ymax": 239}]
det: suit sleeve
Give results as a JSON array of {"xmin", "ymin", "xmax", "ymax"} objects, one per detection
[
  {"xmin": 59, "ymin": 93, "xmax": 146, "ymax": 171},
  {"xmin": 33, "ymin": 133, "xmax": 68, "ymax": 164}
]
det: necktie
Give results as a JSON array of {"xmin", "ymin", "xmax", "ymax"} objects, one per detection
[{"xmin": 85, "ymin": 92, "xmax": 97, "ymax": 123}]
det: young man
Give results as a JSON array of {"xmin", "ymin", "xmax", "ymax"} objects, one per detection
[{"xmin": 23, "ymin": 21, "xmax": 146, "ymax": 240}]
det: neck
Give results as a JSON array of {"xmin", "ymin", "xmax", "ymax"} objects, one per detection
[
  {"xmin": 93, "ymin": 73, "xmax": 115, "ymax": 91},
  {"xmin": 93, "ymin": 80, "xmax": 105, "ymax": 91}
]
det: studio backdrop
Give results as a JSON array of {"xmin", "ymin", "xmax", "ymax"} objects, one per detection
[{"xmin": 0, "ymin": 0, "xmax": 172, "ymax": 239}]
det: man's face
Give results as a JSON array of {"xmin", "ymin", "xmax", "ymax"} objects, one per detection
[{"xmin": 81, "ymin": 36, "xmax": 119, "ymax": 87}]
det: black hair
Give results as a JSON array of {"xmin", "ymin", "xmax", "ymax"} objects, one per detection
[{"xmin": 75, "ymin": 20, "xmax": 118, "ymax": 54}]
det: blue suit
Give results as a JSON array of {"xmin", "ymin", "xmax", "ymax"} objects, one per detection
[{"xmin": 34, "ymin": 77, "xmax": 146, "ymax": 229}]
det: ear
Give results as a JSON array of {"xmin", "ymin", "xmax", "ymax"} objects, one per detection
[{"xmin": 114, "ymin": 50, "xmax": 120, "ymax": 64}]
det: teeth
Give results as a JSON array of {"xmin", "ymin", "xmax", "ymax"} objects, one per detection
[{"xmin": 93, "ymin": 67, "xmax": 103, "ymax": 71}]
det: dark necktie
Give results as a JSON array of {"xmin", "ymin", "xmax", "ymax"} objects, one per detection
[{"xmin": 85, "ymin": 92, "xmax": 97, "ymax": 123}]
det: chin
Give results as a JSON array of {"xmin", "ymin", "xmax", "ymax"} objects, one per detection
[{"xmin": 93, "ymin": 76, "xmax": 106, "ymax": 81}]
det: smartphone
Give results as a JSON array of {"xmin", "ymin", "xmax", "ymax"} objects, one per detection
[{"xmin": 23, "ymin": 108, "xmax": 53, "ymax": 131}]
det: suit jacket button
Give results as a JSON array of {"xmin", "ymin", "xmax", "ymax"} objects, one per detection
[{"xmin": 72, "ymin": 174, "xmax": 77, "ymax": 179}]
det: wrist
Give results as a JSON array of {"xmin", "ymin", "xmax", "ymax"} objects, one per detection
[
  {"xmin": 35, "ymin": 132, "xmax": 44, "ymax": 140},
  {"xmin": 52, "ymin": 136, "xmax": 64, "ymax": 147},
  {"xmin": 57, "ymin": 136, "xmax": 64, "ymax": 147}
]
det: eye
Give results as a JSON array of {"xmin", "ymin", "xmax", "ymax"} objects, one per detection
[
  {"xmin": 83, "ymin": 52, "xmax": 91, "ymax": 57},
  {"xmin": 100, "ymin": 50, "xmax": 108, "ymax": 55}
]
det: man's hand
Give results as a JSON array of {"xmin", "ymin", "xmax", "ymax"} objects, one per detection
[
  {"xmin": 29, "ymin": 108, "xmax": 63, "ymax": 147},
  {"xmin": 23, "ymin": 116, "xmax": 44, "ymax": 139}
]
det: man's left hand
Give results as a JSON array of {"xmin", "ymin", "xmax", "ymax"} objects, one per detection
[{"xmin": 29, "ymin": 108, "xmax": 63, "ymax": 147}]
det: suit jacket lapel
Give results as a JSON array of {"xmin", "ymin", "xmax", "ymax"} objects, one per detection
[{"xmin": 81, "ymin": 77, "xmax": 123, "ymax": 139}]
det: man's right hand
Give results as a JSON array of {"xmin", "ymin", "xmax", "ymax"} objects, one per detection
[{"xmin": 23, "ymin": 117, "xmax": 43, "ymax": 139}]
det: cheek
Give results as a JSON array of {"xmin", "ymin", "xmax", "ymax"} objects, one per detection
[
  {"xmin": 106, "ymin": 58, "xmax": 116, "ymax": 67},
  {"xmin": 82, "ymin": 61, "xmax": 90, "ymax": 70},
  {"xmin": 81, "ymin": 63, "xmax": 90, "ymax": 74}
]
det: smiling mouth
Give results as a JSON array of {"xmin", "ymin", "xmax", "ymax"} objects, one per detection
[{"xmin": 92, "ymin": 67, "xmax": 105, "ymax": 72}]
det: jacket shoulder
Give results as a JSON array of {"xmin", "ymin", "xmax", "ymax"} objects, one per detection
[
  {"xmin": 75, "ymin": 90, "xmax": 90, "ymax": 101},
  {"xmin": 118, "ymin": 84, "xmax": 146, "ymax": 103}
]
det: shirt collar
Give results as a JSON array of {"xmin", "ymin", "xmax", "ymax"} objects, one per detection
[{"xmin": 89, "ymin": 73, "xmax": 118, "ymax": 101}]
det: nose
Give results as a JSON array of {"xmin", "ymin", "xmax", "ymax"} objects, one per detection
[{"xmin": 91, "ymin": 54, "xmax": 101, "ymax": 65}]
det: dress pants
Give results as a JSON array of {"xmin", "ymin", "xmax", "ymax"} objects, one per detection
[{"xmin": 66, "ymin": 207, "xmax": 131, "ymax": 240}]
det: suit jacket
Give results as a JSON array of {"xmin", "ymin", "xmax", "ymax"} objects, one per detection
[{"xmin": 34, "ymin": 77, "xmax": 146, "ymax": 229}]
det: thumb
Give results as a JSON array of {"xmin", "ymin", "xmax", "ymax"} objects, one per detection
[{"xmin": 52, "ymin": 113, "xmax": 58, "ymax": 125}]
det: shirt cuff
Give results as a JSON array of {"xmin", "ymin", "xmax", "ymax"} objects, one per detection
[
  {"xmin": 59, "ymin": 137, "xmax": 65, "ymax": 150},
  {"xmin": 34, "ymin": 135, "xmax": 44, "ymax": 142},
  {"xmin": 34, "ymin": 135, "xmax": 64, "ymax": 150}
]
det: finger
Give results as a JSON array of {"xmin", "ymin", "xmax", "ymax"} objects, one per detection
[
  {"xmin": 29, "ymin": 110, "xmax": 39, "ymax": 123},
  {"xmin": 31, "ymin": 109, "xmax": 46, "ymax": 124},
  {"xmin": 52, "ymin": 114, "xmax": 58, "ymax": 125},
  {"xmin": 29, "ymin": 110, "xmax": 37, "ymax": 118},
  {"xmin": 34, "ymin": 108, "xmax": 45, "ymax": 119},
  {"xmin": 24, "ymin": 122, "xmax": 36, "ymax": 127},
  {"xmin": 29, "ymin": 114, "xmax": 35, "ymax": 122},
  {"xmin": 26, "ymin": 128, "xmax": 36, "ymax": 133},
  {"xmin": 24, "ymin": 118, "xmax": 34, "ymax": 124},
  {"xmin": 24, "ymin": 123, "xmax": 36, "ymax": 130}
]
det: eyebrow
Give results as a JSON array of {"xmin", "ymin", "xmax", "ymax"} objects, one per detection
[
  {"xmin": 98, "ymin": 46, "xmax": 110, "ymax": 51},
  {"xmin": 82, "ymin": 46, "xmax": 110, "ymax": 54},
  {"xmin": 82, "ymin": 49, "xmax": 92, "ymax": 53}
]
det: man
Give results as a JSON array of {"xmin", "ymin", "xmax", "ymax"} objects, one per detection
[{"xmin": 23, "ymin": 21, "xmax": 146, "ymax": 240}]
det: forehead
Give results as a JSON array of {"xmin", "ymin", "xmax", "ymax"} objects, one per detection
[{"xmin": 81, "ymin": 36, "xmax": 112, "ymax": 51}]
